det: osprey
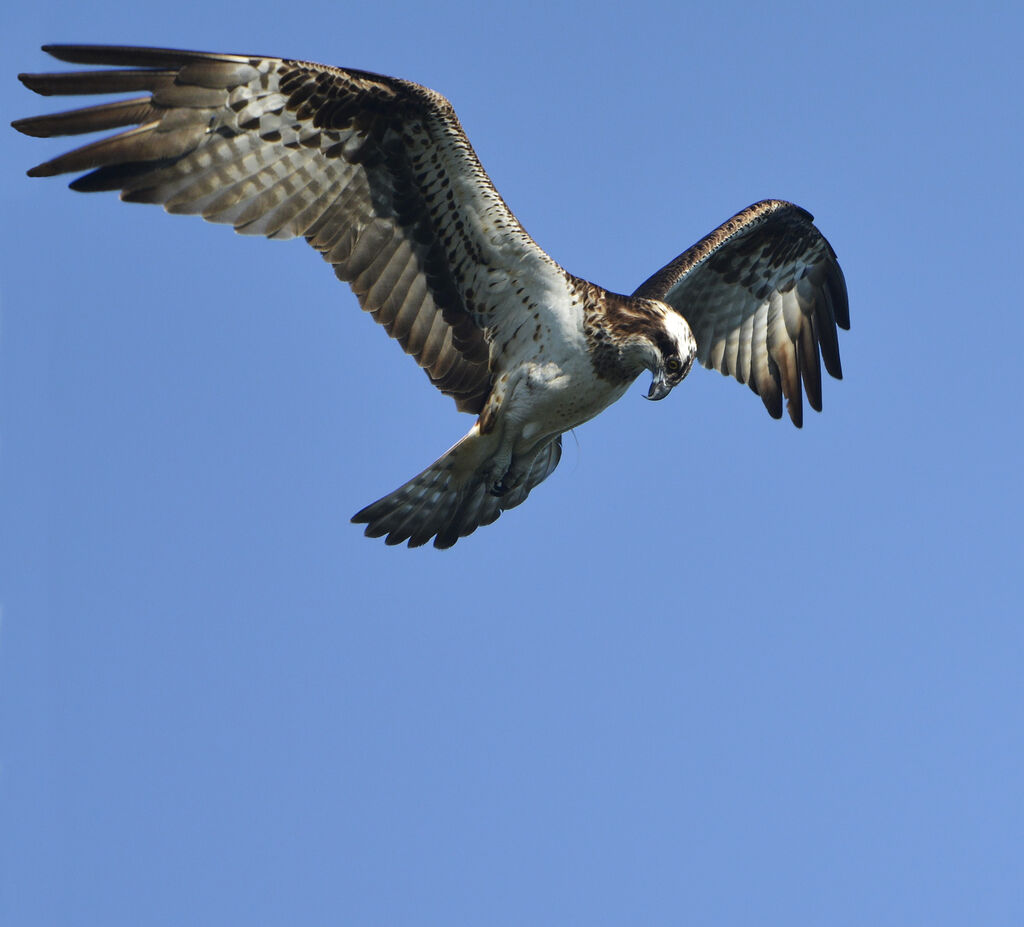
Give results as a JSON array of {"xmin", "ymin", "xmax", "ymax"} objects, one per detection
[{"xmin": 14, "ymin": 45, "xmax": 849, "ymax": 548}]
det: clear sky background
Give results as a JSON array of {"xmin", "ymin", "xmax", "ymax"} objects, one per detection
[{"xmin": 2, "ymin": 2, "xmax": 1021, "ymax": 925}]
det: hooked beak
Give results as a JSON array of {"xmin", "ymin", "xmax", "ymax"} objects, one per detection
[{"xmin": 646, "ymin": 371, "xmax": 673, "ymax": 401}]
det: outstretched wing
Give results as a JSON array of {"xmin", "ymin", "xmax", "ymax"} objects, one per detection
[
  {"xmin": 633, "ymin": 200, "xmax": 849, "ymax": 426},
  {"xmin": 14, "ymin": 44, "xmax": 569, "ymax": 414}
]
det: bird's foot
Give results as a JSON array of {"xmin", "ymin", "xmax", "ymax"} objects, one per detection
[
  {"xmin": 484, "ymin": 460, "xmax": 524, "ymax": 498},
  {"xmin": 489, "ymin": 477, "xmax": 511, "ymax": 497}
]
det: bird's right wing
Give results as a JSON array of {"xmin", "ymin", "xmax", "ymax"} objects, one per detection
[{"xmin": 634, "ymin": 200, "xmax": 849, "ymax": 426}]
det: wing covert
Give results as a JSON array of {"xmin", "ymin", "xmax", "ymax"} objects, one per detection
[{"xmin": 633, "ymin": 200, "xmax": 849, "ymax": 426}]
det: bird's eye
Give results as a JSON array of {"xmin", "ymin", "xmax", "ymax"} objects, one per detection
[{"xmin": 666, "ymin": 356, "xmax": 681, "ymax": 373}]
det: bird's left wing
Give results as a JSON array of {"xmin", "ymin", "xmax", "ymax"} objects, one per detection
[
  {"xmin": 633, "ymin": 200, "xmax": 849, "ymax": 426},
  {"xmin": 13, "ymin": 44, "xmax": 571, "ymax": 415}
]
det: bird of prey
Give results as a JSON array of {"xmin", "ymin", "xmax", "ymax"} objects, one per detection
[{"xmin": 14, "ymin": 45, "xmax": 849, "ymax": 548}]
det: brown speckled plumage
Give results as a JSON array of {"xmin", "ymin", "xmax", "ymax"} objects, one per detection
[
  {"xmin": 633, "ymin": 200, "xmax": 848, "ymax": 425},
  {"xmin": 15, "ymin": 44, "xmax": 849, "ymax": 547}
]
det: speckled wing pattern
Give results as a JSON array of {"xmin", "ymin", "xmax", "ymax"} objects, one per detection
[
  {"xmin": 633, "ymin": 200, "xmax": 849, "ymax": 426},
  {"xmin": 13, "ymin": 44, "xmax": 567, "ymax": 415}
]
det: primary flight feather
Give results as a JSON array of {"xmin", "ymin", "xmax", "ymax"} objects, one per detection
[{"xmin": 14, "ymin": 44, "xmax": 849, "ymax": 548}]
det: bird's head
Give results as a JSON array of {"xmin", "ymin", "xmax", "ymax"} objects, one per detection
[{"xmin": 641, "ymin": 303, "xmax": 696, "ymax": 401}]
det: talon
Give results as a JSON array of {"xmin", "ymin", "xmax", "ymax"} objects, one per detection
[{"xmin": 489, "ymin": 480, "xmax": 509, "ymax": 497}]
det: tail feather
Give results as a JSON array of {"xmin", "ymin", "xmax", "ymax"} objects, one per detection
[{"xmin": 352, "ymin": 429, "xmax": 562, "ymax": 549}]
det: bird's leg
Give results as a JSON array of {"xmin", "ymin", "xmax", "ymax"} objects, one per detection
[
  {"xmin": 489, "ymin": 473, "xmax": 516, "ymax": 497},
  {"xmin": 481, "ymin": 452, "xmax": 515, "ymax": 497},
  {"xmin": 487, "ymin": 449, "xmax": 541, "ymax": 497},
  {"xmin": 478, "ymin": 434, "xmax": 536, "ymax": 498},
  {"xmin": 475, "ymin": 367, "xmax": 542, "ymax": 497}
]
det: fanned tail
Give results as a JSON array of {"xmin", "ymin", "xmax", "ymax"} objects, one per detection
[{"xmin": 352, "ymin": 427, "xmax": 562, "ymax": 549}]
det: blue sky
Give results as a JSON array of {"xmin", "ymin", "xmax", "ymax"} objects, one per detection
[{"xmin": 2, "ymin": 2, "xmax": 1022, "ymax": 925}]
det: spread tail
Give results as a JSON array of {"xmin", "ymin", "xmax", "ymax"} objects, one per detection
[{"xmin": 352, "ymin": 427, "xmax": 562, "ymax": 548}]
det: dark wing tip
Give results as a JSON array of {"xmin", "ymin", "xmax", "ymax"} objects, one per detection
[
  {"xmin": 829, "ymin": 262, "xmax": 851, "ymax": 332},
  {"xmin": 16, "ymin": 72, "xmax": 62, "ymax": 96},
  {"xmin": 760, "ymin": 389, "xmax": 784, "ymax": 421},
  {"xmin": 37, "ymin": 44, "xmax": 196, "ymax": 66},
  {"xmin": 11, "ymin": 115, "xmax": 38, "ymax": 136}
]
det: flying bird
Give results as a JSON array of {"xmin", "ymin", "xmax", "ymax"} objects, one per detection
[{"xmin": 14, "ymin": 45, "xmax": 849, "ymax": 548}]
